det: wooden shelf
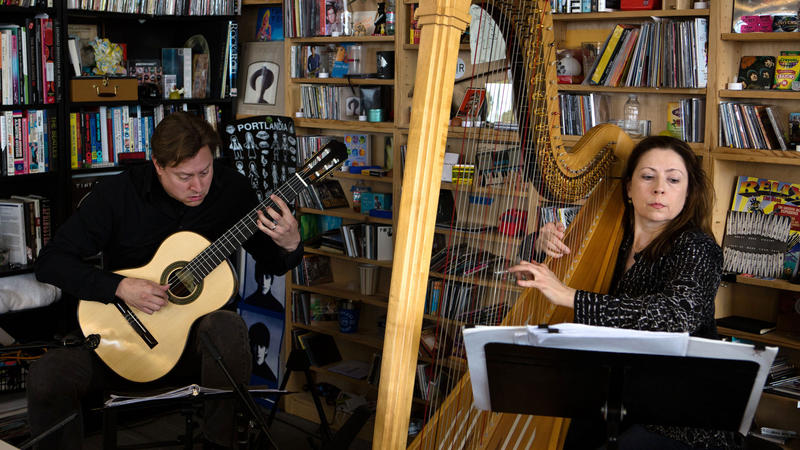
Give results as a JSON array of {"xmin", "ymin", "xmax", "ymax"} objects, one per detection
[
  {"xmin": 242, "ymin": 0, "xmax": 281, "ymax": 5},
  {"xmin": 731, "ymin": 275, "xmax": 800, "ymax": 292},
  {"xmin": 439, "ymin": 181, "xmax": 530, "ymax": 198},
  {"xmin": 290, "ymin": 282, "xmax": 389, "ymax": 308},
  {"xmin": 303, "ymin": 246, "xmax": 393, "ymax": 268},
  {"xmin": 719, "ymin": 89, "xmax": 800, "ymax": 100},
  {"xmin": 331, "ymin": 171, "xmax": 393, "ymax": 184},
  {"xmin": 288, "ymin": 36, "xmax": 394, "ymax": 43},
  {"xmin": 446, "ymin": 126, "xmax": 520, "ymax": 142},
  {"xmin": 403, "ymin": 43, "xmax": 470, "ymax": 51},
  {"xmin": 297, "ymin": 206, "xmax": 393, "ymax": 224},
  {"xmin": 291, "ymin": 77, "xmax": 395, "ymax": 86},
  {"xmin": 293, "ymin": 118, "xmax": 395, "ymax": 133},
  {"xmin": 711, "ymin": 147, "xmax": 800, "ymax": 166},
  {"xmin": 434, "ymin": 227, "xmax": 522, "ymax": 246},
  {"xmin": 557, "ymin": 85, "xmax": 706, "ymax": 95},
  {"xmin": 721, "ymin": 32, "xmax": 800, "ymax": 42},
  {"xmin": 718, "ymin": 327, "xmax": 800, "ymax": 351},
  {"xmin": 551, "ymin": 9, "xmax": 709, "ymax": 21},
  {"xmin": 293, "ymin": 321, "xmax": 384, "ymax": 349},
  {"xmin": 561, "ymin": 135, "xmax": 707, "ymax": 154},
  {"xmin": 429, "ymin": 271, "xmax": 523, "ymax": 293},
  {"xmin": 309, "ymin": 364, "xmax": 428, "ymax": 405}
]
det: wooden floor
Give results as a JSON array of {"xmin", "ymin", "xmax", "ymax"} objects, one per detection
[{"xmin": 81, "ymin": 408, "xmax": 373, "ymax": 449}]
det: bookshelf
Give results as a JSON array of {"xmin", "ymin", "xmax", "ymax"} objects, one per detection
[
  {"xmin": 237, "ymin": 0, "xmax": 412, "ymax": 435},
  {"xmin": 709, "ymin": 1, "xmax": 800, "ymax": 431},
  {"xmin": 0, "ymin": 3, "xmax": 67, "ymax": 278}
]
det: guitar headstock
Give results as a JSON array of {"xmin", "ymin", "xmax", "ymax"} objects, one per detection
[{"xmin": 298, "ymin": 140, "xmax": 348, "ymax": 184}]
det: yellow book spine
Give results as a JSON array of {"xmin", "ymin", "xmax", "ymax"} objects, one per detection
[
  {"xmin": 591, "ymin": 25, "xmax": 626, "ymax": 85},
  {"xmin": 69, "ymin": 113, "xmax": 78, "ymax": 169}
]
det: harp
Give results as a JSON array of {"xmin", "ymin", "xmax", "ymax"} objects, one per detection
[{"xmin": 373, "ymin": 0, "xmax": 634, "ymax": 448}]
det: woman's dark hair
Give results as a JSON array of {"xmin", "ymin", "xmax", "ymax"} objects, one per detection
[
  {"xmin": 151, "ymin": 112, "xmax": 221, "ymax": 167},
  {"xmin": 621, "ymin": 135, "xmax": 713, "ymax": 260}
]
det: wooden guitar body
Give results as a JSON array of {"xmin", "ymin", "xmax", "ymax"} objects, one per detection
[{"xmin": 78, "ymin": 231, "xmax": 236, "ymax": 383}]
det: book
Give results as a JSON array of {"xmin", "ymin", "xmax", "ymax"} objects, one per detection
[
  {"xmin": 255, "ymin": 6, "xmax": 284, "ymax": 41},
  {"xmin": 161, "ymin": 48, "xmax": 191, "ymax": 99},
  {"xmin": 309, "ymin": 294, "xmax": 338, "ymax": 321},
  {"xmin": 789, "ymin": 112, "xmax": 800, "ymax": 146},
  {"xmin": 313, "ymin": 179, "xmax": 349, "ymax": 209},
  {"xmin": 737, "ymin": 56, "xmax": 776, "ymax": 90},
  {"xmin": 717, "ymin": 315, "xmax": 777, "ymax": 335},
  {"xmin": 724, "ymin": 176, "xmax": 800, "ymax": 279},
  {"xmin": 588, "ymin": 24, "xmax": 633, "ymax": 85},
  {"xmin": 343, "ymin": 134, "xmax": 370, "ymax": 170},
  {"xmin": 301, "ymin": 254, "xmax": 333, "ymax": 286},
  {"xmin": 296, "ymin": 332, "xmax": 342, "ymax": 367},
  {"xmin": 191, "ymin": 54, "xmax": 209, "ymax": 99},
  {"xmin": 0, "ymin": 199, "xmax": 28, "ymax": 265},
  {"xmin": 129, "ymin": 59, "xmax": 162, "ymax": 97}
]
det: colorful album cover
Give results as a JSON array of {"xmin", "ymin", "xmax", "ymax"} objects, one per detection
[
  {"xmin": 255, "ymin": 6, "xmax": 283, "ymax": 41},
  {"xmin": 737, "ymin": 55, "xmax": 776, "ymax": 89}
]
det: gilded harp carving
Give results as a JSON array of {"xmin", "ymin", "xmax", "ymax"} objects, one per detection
[{"xmin": 374, "ymin": 0, "xmax": 634, "ymax": 448}]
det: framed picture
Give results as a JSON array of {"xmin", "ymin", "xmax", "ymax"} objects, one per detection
[
  {"xmin": 237, "ymin": 42, "xmax": 285, "ymax": 116},
  {"xmin": 456, "ymin": 87, "xmax": 486, "ymax": 120}
]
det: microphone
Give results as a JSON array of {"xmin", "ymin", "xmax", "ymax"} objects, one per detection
[{"xmin": 84, "ymin": 334, "xmax": 100, "ymax": 350}]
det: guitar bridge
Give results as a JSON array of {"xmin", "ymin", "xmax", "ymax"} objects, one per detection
[{"xmin": 114, "ymin": 302, "xmax": 158, "ymax": 349}]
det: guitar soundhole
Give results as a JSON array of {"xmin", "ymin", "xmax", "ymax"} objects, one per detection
[{"xmin": 161, "ymin": 262, "xmax": 202, "ymax": 305}]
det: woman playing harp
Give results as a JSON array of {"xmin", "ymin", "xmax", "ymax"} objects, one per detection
[{"xmin": 510, "ymin": 136, "xmax": 739, "ymax": 449}]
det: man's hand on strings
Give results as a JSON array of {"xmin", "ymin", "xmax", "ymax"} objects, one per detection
[
  {"xmin": 257, "ymin": 194, "xmax": 301, "ymax": 253},
  {"xmin": 507, "ymin": 261, "xmax": 576, "ymax": 308},
  {"xmin": 116, "ymin": 277, "xmax": 169, "ymax": 315},
  {"xmin": 535, "ymin": 222, "xmax": 571, "ymax": 259}
]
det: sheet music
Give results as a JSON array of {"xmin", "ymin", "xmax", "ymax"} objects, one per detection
[{"xmin": 463, "ymin": 323, "xmax": 778, "ymax": 435}]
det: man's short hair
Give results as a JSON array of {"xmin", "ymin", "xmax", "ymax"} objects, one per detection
[{"xmin": 151, "ymin": 112, "xmax": 221, "ymax": 167}]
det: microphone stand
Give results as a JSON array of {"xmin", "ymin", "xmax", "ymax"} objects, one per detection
[{"xmin": 199, "ymin": 332, "xmax": 279, "ymax": 450}]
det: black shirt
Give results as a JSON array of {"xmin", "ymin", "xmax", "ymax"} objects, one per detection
[{"xmin": 35, "ymin": 161, "xmax": 303, "ymax": 303}]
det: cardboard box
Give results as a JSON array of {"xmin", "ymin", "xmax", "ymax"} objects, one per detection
[{"xmin": 70, "ymin": 76, "xmax": 138, "ymax": 102}]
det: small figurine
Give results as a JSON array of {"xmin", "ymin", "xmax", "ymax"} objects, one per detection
[{"xmin": 168, "ymin": 87, "xmax": 184, "ymax": 99}]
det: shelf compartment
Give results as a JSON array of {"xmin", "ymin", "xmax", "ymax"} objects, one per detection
[
  {"xmin": 551, "ymin": 9, "xmax": 709, "ymax": 21},
  {"xmin": 303, "ymin": 247, "xmax": 393, "ymax": 268},
  {"xmin": 719, "ymin": 89, "xmax": 800, "ymax": 100},
  {"xmin": 439, "ymin": 182, "xmax": 530, "ymax": 198},
  {"xmin": 288, "ymin": 36, "xmax": 394, "ymax": 43},
  {"xmin": 290, "ymin": 77, "xmax": 394, "ymax": 86},
  {"xmin": 711, "ymin": 147, "xmax": 800, "ymax": 166},
  {"xmin": 561, "ymin": 135, "xmax": 707, "ymax": 155},
  {"xmin": 0, "ymin": 103, "xmax": 59, "ymax": 112},
  {"xmin": 297, "ymin": 206, "xmax": 393, "ymax": 224},
  {"xmin": 718, "ymin": 327, "xmax": 800, "ymax": 351},
  {"xmin": 331, "ymin": 171, "xmax": 393, "ymax": 184},
  {"xmin": 293, "ymin": 118, "xmax": 395, "ymax": 133},
  {"xmin": 292, "ymin": 321, "xmax": 384, "ymax": 349},
  {"xmin": 731, "ymin": 275, "xmax": 800, "ymax": 293},
  {"xmin": 290, "ymin": 282, "xmax": 389, "ymax": 308},
  {"xmin": 721, "ymin": 32, "xmax": 800, "ymax": 42},
  {"xmin": 429, "ymin": 271, "xmax": 523, "ymax": 293},
  {"xmin": 557, "ymin": 85, "xmax": 706, "ymax": 95},
  {"xmin": 309, "ymin": 364, "xmax": 428, "ymax": 405},
  {"xmin": 446, "ymin": 127, "xmax": 520, "ymax": 143}
]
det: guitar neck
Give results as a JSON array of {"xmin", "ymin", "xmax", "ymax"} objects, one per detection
[{"xmin": 185, "ymin": 173, "xmax": 309, "ymax": 281}]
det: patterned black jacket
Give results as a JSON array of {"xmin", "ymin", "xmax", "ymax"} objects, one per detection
[{"xmin": 574, "ymin": 228, "xmax": 740, "ymax": 449}]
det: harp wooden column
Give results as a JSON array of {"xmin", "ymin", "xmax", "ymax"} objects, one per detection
[{"xmin": 373, "ymin": 1, "xmax": 471, "ymax": 448}]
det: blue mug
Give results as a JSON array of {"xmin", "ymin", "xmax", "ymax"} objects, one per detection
[{"xmin": 339, "ymin": 301, "xmax": 360, "ymax": 333}]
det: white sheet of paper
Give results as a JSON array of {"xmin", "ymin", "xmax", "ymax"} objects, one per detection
[{"xmin": 469, "ymin": 4, "xmax": 506, "ymax": 65}]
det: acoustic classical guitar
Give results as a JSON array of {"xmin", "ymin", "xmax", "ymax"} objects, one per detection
[{"xmin": 78, "ymin": 140, "xmax": 348, "ymax": 382}]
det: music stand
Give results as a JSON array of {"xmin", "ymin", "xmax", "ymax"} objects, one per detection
[{"xmin": 483, "ymin": 343, "xmax": 761, "ymax": 449}]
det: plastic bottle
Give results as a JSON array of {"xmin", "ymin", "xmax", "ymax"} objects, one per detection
[
  {"xmin": 386, "ymin": 0, "xmax": 395, "ymax": 36},
  {"xmin": 623, "ymin": 94, "xmax": 641, "ymax": 137}
]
